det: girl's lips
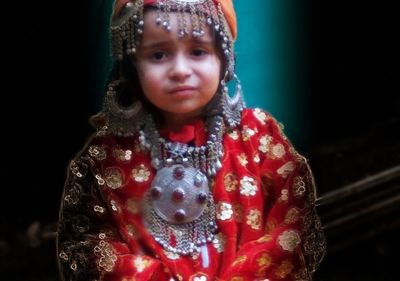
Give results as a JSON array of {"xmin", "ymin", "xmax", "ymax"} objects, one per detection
[
  {"xmin": 169, "ymin": 86, "xmax": 196, "ymax": 94},
  {"xmin": 169, "ymin": 86, "xmax": 196, "ymax": 99}
]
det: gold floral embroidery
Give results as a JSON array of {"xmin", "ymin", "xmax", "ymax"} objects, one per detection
[
  {"xmin": 284, "ymin": 207, "xmax": 301, "ymax": 224},
  {"xmin": 95, "ymin": 174, "xmax": 105, "ymax": 186},
  {"xmin": 257, "ymin": 253, "xmax": 273, "ymax": 267},
  {"xmin": 193, "ymin": 274, "xmax": 208, "ymax": 281},
  {"xmin": 275, "ymin": 260, "xmax": 294, "ymax": 279},
  {"xmin": 242, "ymin": 125, "xmax": 256, "ymax": 141},
  {"xmin": 246, "ymin": 209, "xmax": 262, "ymax": 230},
  {"xmin": 237, "ymin": 153, "xmax": 248, "ymax": 167},
  {"xmin": 110, "ymin": 200, "xmax": 119, "ymax": 212},
  {"xmin": 70, "ymin": 160, "xmax": 83, "ymax": 178},
  {"xmin": 126, "ymin": 198, "xmax": 140, "ymax": 214},
  {"xmin": 258, "ymin": 135, "xmax": 273, "ymax": 153},
  {"xmin": 164, "ymin": 250, "xmax": 180, "ymax": 260},
  {"xmin": 279, "ymin": 189, "xmax": 289, "ymax": 202},
  {"xmin": 134, "ymin": 257, "xmax": 152, "ymax": 273},
  {"xmin": 265, "ymin": 219, "xmax": 277, "ymax": 233},
  {"xmin": 277, "ymin": 161, "xmax": 296, "ymax": 178},
  {"xmin": 253, "ymin": 152, "xmax": 260, "ymax": 163},
  {"xmin": 88, "ymin": 145, "xmax": 107, "ymax": 161},
  {"xmin": 94, "ymin": 240, "xmax": 117, "ymax": 272},
  {"xmin": 175, "ymin": 274, "xmax": 183, "ymax": 281},
  {"xmin": 253, "ymin": 108, "xmax": 269, "ymax": 125},
  {"xmin": 233, "ymin": 203, "xmax": 243, "ymax": 223},
  {"xmin": 59, "ymin": 251, "xmax": 68, "ymax": 261},
  {"xmin": 228, "ymin": 130, "xmax": 240, "ymax": 140},
  {"xmin": 278, "ymin": 230, "xmax": 301, "ymax": 252},
  {"xmin": 256, "ymin": 234, "xmax": 272, "ymax": 243},
  {"xmin": 277, "ymin": 122, "xmax": 288, "ymax": 141},
  {"xmin": 216, "ymin": 202, "xmax": 233, "ymax": 220},
  {"xmin": 126, "ymin": 224, "xmax": 138, "ymax": 238},
  {"xmin": 255, "ymin": 253, "xmax": 273, "ymax": 277},
  {"xmin": 113, "ymin": 148, "xmax": 132, "ymax": 162},
  {"xmin": 131, "ymin": 164, "xmax": 151, "ymax": 182},
  {"xmin": 104, "ymin": 167, "xmax": 124, "ymax": 189},
  {"xmin": 224, "ymin": 172, "xmax": 239, "ymax": 192},
  {"xmin": 272, "ymin": 143, "xmax": 286, "ymax": 158},
  {"xmin": 293, "ymin": 176, "xmax": 306, "ymax": 197},
  {"xmin": 94, "ymin": 205, "xmax": 105, "ymax": 214},
  {"xmin": 229, "ymin": 277, "xmax": 244, "ymax": 281},
  {"xmin": 240, "ymin": 176, "xmax": 257, "ymax": 196},
  {"xmin": 232, "ymin": 255, "xmax": 247, "ymax": 267},
  {"xmin": 122, "ymin": 278, "xmax": 136, "ymax": 281},
  {"xmin": 213, "ymin": 232, "xmax": 226, "ymax": 253}
]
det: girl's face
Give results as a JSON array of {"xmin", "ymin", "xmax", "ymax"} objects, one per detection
[{"xmin": 136, "ymin": 9, "xmax": 222, "ymax": 129}]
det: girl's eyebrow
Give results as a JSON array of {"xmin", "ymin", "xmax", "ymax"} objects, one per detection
[
  {"xmin": 141, "ymin": 41, "xmax": 171, "ymax": 49},
  {"xmin": 141, "ymin": 37, "xmax": 214, "ymax": 49}
]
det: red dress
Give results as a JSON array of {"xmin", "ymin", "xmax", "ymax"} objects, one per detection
[{"xmin": 57, "ymin": 108, "xmax": 325, "ymax": 281}]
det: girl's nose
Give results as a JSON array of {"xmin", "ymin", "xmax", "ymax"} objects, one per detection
[{"xmin": 169, "ymin": 54, "xmax": 192, "ymax": 81}]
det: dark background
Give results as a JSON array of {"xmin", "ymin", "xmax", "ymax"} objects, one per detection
[{"xmin": 1, "ymin": 1, "xmax": 399, "ymax": 280}]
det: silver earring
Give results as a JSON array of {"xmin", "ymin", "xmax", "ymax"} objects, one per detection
[
  {"xmin": 103, "ymin": 80, "xmax": 145, "ymax": 136},
  {"xmin": 204, "ymin": 71, "xmax": 245, "ymax": 129}
]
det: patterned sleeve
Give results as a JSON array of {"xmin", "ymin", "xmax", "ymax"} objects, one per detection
[
  {"xmin": 220, "ymin": 110, "xmax": 326, "ymax": 281},
  {"xmin": 56, "ymin": 138, "xmax": 170, "ymax": 281}
]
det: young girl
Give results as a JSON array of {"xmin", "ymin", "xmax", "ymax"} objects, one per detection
[{"xmin": 57, "ymin": 0, "xmax": 326, "ymax": 280}]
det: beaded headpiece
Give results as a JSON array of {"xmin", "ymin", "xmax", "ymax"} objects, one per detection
[{"xmin": 110, "ymin": 0, "xmax": 237, "ymax": 77}]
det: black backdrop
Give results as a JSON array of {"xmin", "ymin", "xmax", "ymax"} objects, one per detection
[{"xmin": 1, "ymin": 1, "xmax": 399, "ymax": 280}]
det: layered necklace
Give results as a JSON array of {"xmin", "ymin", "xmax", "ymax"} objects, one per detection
[{"xmin": 139, "ymin": 114, "xmax": 225, "ymax": 256}]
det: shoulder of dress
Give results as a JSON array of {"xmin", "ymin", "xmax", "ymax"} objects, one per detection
[{"xmin": 240, "ymin": 107, "xmax": 278, "ymax": 129}]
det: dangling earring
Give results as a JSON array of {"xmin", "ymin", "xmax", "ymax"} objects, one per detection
[
  {"xmin": 204, "ymin": 71, "xmax": 245, "ymax": 129},
  {"xmin": 103, "ymin": 79, "xmax": 145, "ymax": 136}
]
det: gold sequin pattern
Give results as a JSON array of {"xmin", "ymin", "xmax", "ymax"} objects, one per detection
[
  {"xmin": 94, "ymin": 240, "xmax": 117, "ymax": 272},
  {"xmin": 277, "ymin": 161, "xmax": 296, "ymax": 178},
  {"xmin": 246, "ymin": 209, "xmax": 262, "ymax": 230},
  {"xmin": 216, "ymin": 202, "xmax": 233, "ymax": 220},
  {"xmin": 275, "ymin": 260, "xmax": 294, "ymax": 279},
  {"xmin": 131, "ymin": 164, "xmax": 151, "ymax": 182},
  {"xmin": 293, "ymin": 176, "xmax": 306, "ymax": 197},
  {"xmin": 134, "ymin": 256, "xmax": 152, "ymax": 272},
  {"xmin": 240, "ymin": 176, "xmax": 257, "ymax": 196},
  {"xmin": 104, "ymin": 167, "xmax": 124, "ymax": 189},
  {"xmin": 224, "ymin": 172, "xmax": 239, "ymax": 192},
  {"xmin": 237, "ymin": 153, "xmax": 248, "ymax": 167},
  {"xmin": 126, "ymin": 198, "xmax": 140, "ymax": 214},
  {"xmin": 113, "ymin": 148, "xmax": 132, "ymax": 162},
  {"xmin": 284, "ymin": 207, "xmax": 301, "ymax": 224},
  {"xmin": 241, "ymin": 126, "xmax": 257, "ymax": 141},
  {"xmin": 88, "ymin": 145, "xmax": 107, "ymax": 161},
  {"xmin": 278, "ymin": 230, "xmax": 301, "ymax": 252},
  {"xmin": 253, "ymin": 108, "xmax": 269, "ymax": 125}
]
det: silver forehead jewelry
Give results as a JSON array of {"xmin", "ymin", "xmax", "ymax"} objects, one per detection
[
  {"xmin": 139, "ymin": 114, "xmax": 224, "ymax": 255},
  {"xmin": 110, "ymin": 0, "xmax": 235, "ymax": 77}
]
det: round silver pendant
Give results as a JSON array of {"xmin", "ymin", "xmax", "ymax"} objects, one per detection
[{"xmin": 149, "ymin": 165, "xmax": 209, "ymax": 224}]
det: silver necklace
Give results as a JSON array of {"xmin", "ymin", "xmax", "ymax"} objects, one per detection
[{"xmin": 139, "ymin": 114, "xmax": 224, "ymax": 255}]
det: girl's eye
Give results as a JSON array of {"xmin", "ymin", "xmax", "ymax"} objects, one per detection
[
  {"xmin": 191, "ymin": 48, "xmax": 208, "ymax": 57},
  {"xmin": 151, "ymin": 51, "xmax": 168, "ymax": 61}
]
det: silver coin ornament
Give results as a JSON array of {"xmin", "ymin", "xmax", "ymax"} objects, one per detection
[{"xmin": 150, "ymin": 165, "xmax": 209, "ymax": 224}]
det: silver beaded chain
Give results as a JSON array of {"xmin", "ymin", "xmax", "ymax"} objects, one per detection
[{"xmin": 139, "ymin": 114, "xmax": 225, "ymax": 177}]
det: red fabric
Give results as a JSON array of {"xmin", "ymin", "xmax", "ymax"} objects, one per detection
[
  {"xmin": 160, "ymin": 119, "xmax": 206, "ymax": 145},
  {"xmin": 89, "ymin": 108, "xmax": 317, "ymax": 280}
]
